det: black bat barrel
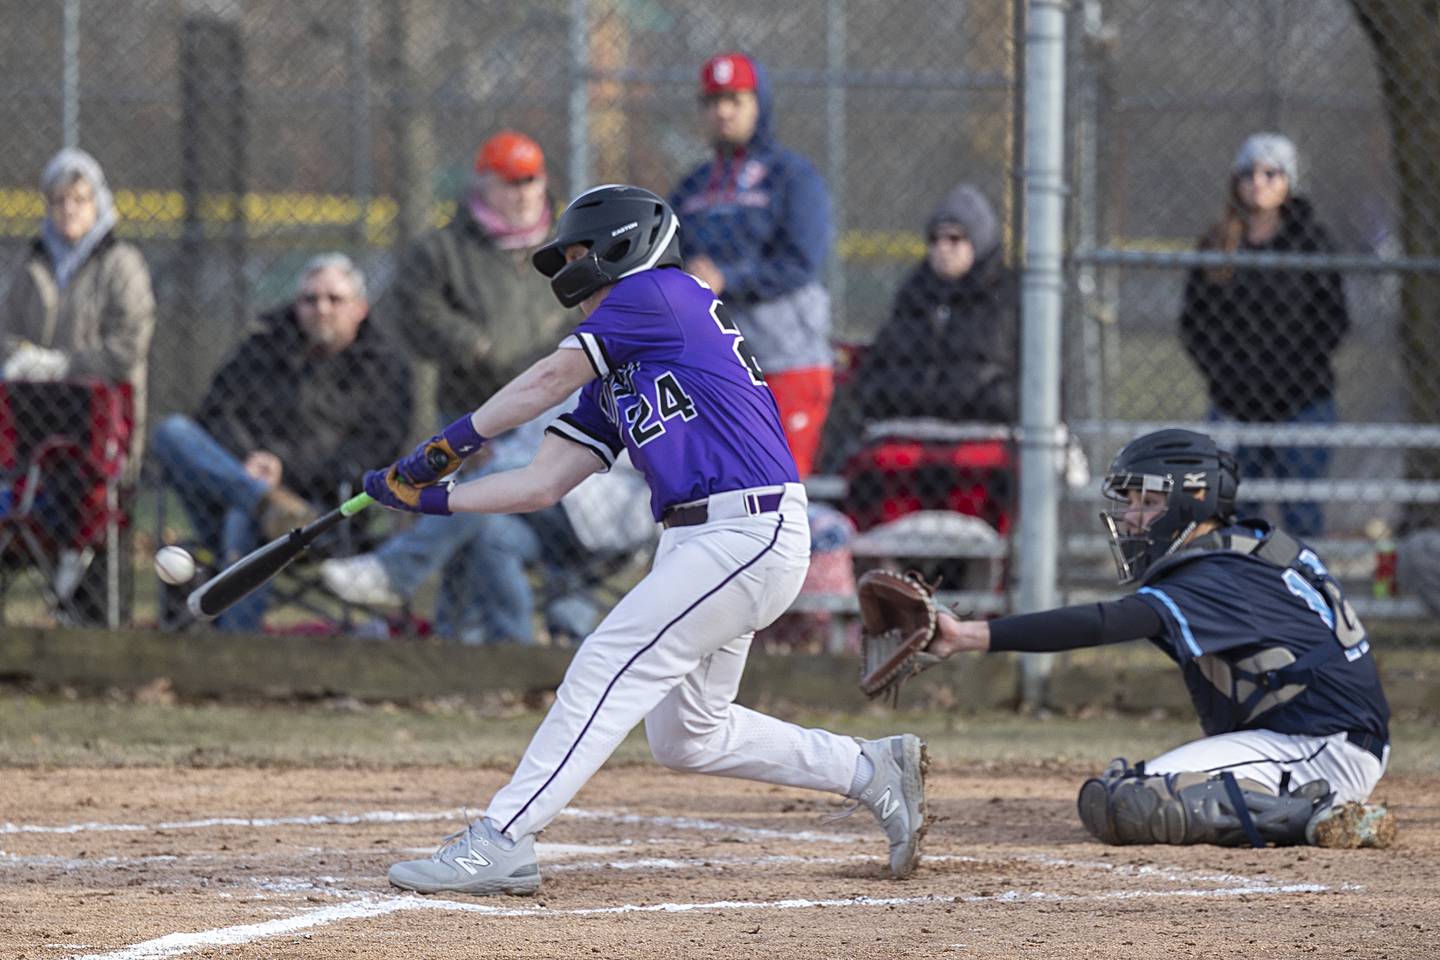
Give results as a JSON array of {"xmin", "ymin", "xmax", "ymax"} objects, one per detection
[{"xmin": 186, "ymin": 506, "xmax": 349, "ymax": 620}]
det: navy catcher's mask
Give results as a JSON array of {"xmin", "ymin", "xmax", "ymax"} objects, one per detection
[
  {"xmin": 532, "ymin": 184, "xmax": 682, "ymax": 308},
  {"xmin": 1101, "ymin": 429, "xmax": 1239, "ymax": 584}
]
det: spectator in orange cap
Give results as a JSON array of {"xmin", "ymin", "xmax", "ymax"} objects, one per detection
[
  {"xmin": 323, "ymin": 130, "xmax": 598, "ymax": 645},
  {"xmin": 384, "ymin": 129, "xmax": 564, "ymax": 406},
  {"xmin": 670, "ymin": 52, "xmax": 835, "ymax": 476}
]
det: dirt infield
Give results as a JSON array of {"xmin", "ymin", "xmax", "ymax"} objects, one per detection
[{"xmin": 3, "ymin": 764, "xmax": 1437, "ymax": 959}]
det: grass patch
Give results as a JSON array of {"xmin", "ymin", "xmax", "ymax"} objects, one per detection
[{"xmin": 2, "ymin": 693, "xmax": 1433, "ymax": 775}]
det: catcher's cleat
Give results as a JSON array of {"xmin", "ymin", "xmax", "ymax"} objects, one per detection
[
  {"xmin": 388, "ymin": 818, "xmax": 541, "ymax": 896},
  {"xmin": 1306, "ymin": 801, "xmax": 1397, "ymax": 849},
  {"xmin": 853, "ymin": 734, "xmax": 929, "ymax": 879}
]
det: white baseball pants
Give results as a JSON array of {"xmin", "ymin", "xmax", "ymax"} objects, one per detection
[
  {"xmin": 486, "ymin": 484, "xmax": 863, "ymax": 839},
  {"xmin": 1144, "ymin": 729, "xmax": 1388, "ymax": 804}
]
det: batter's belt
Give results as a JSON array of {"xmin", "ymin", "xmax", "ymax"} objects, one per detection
[{"xmin": 661, "ymin": 486, "xmax": 788, "ymax": 529}]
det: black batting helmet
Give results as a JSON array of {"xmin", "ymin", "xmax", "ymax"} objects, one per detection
[
  {"xmin": 532, "ymin": 184, "xmax": 682, "ymax": 308},
  {"xmin": 1100, "ymin": 428, "xmax": 1240, "ymax": 584}
]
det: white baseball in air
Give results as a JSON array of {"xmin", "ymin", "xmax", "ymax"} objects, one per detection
[{"xmin": 154, "ymin": 545, "xmax": 197, "ymax": 585}]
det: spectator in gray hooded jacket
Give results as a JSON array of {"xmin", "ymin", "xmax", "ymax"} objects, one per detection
[{"xmin": 1, "ymin": 148, "xmax": 155, "ymax": 478}]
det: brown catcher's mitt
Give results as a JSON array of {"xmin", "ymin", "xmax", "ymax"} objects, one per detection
[{"xmin": 858, "ymin": 569, "xmax": 944, "ymax": 703}]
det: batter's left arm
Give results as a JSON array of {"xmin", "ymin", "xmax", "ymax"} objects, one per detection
[{"xmin": 461, "ymin": 347, "xmax": 596, "ymax": 440}]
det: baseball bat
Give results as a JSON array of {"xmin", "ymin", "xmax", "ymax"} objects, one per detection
[{"xmin": 186, "ymin": 491, "xmax": 375, "ymax": 621}]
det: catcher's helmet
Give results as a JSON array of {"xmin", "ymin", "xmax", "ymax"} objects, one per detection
[
  {"xmin": 1100, "ymin": 428, "xmax": 1239, "ymax": 584},
  {"xmin": 532, "ymin": 184, "xmax": 682, "ymax": 308}
]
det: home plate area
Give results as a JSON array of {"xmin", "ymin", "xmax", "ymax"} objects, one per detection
[{"xmin": 2, "ymin": 766, "xmax": 1431, "ymax": 960}]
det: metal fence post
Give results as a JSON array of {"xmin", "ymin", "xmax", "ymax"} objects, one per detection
[
  {"xmin": 63, "ymin": 0, "xmax": 80, "ymax": 149},
  {"xmin": 568, "ymin": 0, "xmax": 591, "ymax": 199},
  {"xmin": 350, "ymin": 0, "xmax": 374, "ymax": 257},
  {"xmin": 1016, "ymin": 0, "xmax": 1070, "ymax": 711},
  {"xmin": 825, "ymin": 0, "xmax": 848, "ymax": 331}
]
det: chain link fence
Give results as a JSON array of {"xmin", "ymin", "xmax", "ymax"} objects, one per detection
[
  {"xmin": 0, "ymin": 0, "xmax": 1434, "ymax": 638},
  {"xmin": 1061, "ymin": 0, "xmax": 1440, "ymax": 618},
  {"xmin": 0, "ymin": 0, "xmax": 1015, "ymax": 636}
]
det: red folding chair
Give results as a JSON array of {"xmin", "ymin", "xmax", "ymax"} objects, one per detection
[
  {"xmin": 840, "ymin": 428, "xmax": 1015, "ymax": 535},
  {"xmin": 0, "ymin": 380, "xmax": 133, "ymax": 627},
  {"xmin": 838, "ymin": 421, "xmax": 1016, "ymax": 602}
]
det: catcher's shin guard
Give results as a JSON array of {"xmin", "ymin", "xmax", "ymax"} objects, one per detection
[{"xmin": 1077, "ymin": 758, "xmax": 1332, "ymax": 847}]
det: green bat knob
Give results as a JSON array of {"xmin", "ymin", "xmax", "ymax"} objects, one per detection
[{"xmin": 341, "ymin": 492, "xmax": 374, "ymax": 517}]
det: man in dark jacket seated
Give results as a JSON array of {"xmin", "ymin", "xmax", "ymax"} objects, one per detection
[{"xmin": 150, "ymin": 253, "xmax": 411, "ymax": 631}]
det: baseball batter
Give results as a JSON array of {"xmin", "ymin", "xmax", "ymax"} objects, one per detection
[
  {"xmin": 919, "ymin": 429, "xmax": 1392, "ymax": 847},
  {"xmin": 363, "ymin": 184, "xmax": 926, "ymax": 896}
]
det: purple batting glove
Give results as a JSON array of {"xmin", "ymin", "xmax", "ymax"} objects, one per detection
[
  {"xmin": 395, "ymin": 415, "xmax": 487, "ymax": 487},
  {"xmin": 364, "ymin": 466, "xmax": 452, "ymax": 515}
]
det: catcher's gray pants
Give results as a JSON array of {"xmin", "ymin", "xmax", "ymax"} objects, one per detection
[
  {"xmin": 485, "ymin": 484, "xmax": 863, "ymax": 840},
  {"xmin": 1144, "ymin": 729, "xmax": 1388, "ymax": 805}
]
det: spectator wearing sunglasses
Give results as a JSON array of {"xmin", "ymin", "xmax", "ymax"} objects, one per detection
[
  {"xmin": 1179, "ymin": 132, "xmax": 1350, "ymax": 537},
  {"xmin": 850, "ymin": 183, "xmax": 1017, "ymax": 426},
  {"xmin": 149, "ymin": 254, "xmax": 411, "ymax": 631},
  {"xmin": 320, "ymin": 131, "xmax": 593, "ymax": 645}
]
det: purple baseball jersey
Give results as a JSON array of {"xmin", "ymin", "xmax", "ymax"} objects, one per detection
[{"xmin": 546, "ymin": 268, "xmax": 799, "ymax": 519}]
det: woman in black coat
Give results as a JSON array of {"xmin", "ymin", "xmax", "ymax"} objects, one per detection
[
  {"xmin": 853, "ymin": 184, "xmax": 1017, "ymax": 425},
  {"xmin": 1179, "ymin": 133, "xmax": 1349, "ymax": 537}
]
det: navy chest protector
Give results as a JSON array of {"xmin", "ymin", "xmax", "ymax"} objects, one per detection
[{"xmin": 1142, "ymin": 528, "xmax": 1368, "ymax": 727}]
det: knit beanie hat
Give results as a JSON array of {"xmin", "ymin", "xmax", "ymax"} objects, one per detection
[
  {"xmin": 1232, "ymin": 132, "xmax": 1300, "ymax": 189},
  {"xmin": 926, "ymin": 184, "xmax": 999, "ymax": 260}
]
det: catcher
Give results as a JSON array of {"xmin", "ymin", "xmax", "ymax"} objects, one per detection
[{"xmin": 859, "ymin": 428, "xmax": 1394, "ymax": 849}]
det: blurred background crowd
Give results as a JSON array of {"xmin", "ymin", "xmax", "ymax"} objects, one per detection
[{"xmin": 1, "ymin": 0, "xmax": 1437, "ymax": 645}]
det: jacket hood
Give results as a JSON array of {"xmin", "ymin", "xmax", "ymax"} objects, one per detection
[
  {"xmin": 748, "ymin": 57, "xmax": 776, "ymax": 149},
  {"xmin": 40, "ymin": 147, "xmax": 119, "ymax": 291},
  {"xmin": 710, "ymin": 54, "xmax": 775, "ymax": 152},
  {"xmin": 926, "ymin": 184, "xmax": 1000, "ymax": 261}
]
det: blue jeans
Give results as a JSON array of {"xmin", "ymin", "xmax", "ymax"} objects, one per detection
[
  {"xmin": 1212, "ymin": 397, "xmax": 1335, "ymax": 538},
  {"xmin": 374, "ymin": 506, "xmax": 598, "ymax": 644},
  {"xmin": 370, "ymin": 410, "xmax": 598, "ymax": 644},
  {"xmin": 150, "ymin": 413, "xmax": 271, "ymax": 632}
]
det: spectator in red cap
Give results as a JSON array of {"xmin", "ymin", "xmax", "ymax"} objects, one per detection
[
  {"xmin": 670, "ymin": 52, "xmax": 835, "ymax": 476},
  {"xmin": 324, "ymin": 130, "xmax": 591, "ymax": 644}
]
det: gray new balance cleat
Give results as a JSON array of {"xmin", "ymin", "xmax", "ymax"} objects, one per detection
[
  {"xmin": 388, "ymin": 818, "xmax": 541, "ymax": 896},
  {"xmin": 855, "ymin": 734, "xmax": 929, "ymax": 879},
  {"xmin": 1306, "ymin": 801, "xmax": 1397, "ymax": 849}
]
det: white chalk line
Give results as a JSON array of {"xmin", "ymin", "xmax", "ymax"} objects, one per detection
[
  {"xmin": 3, "ymin": 805, "xmax": 866, "ymax": 844},
  {"xmin": 12, "ymin": 802, "xmax": 1344, "ymax": 960},
  {"xmin": 2, "ymin": 837, "xmax": 1274, "ymax": 892},
  {"xmin": 2, "ymin": 847, "xmax": 1282, "ymax": 896},
  {"xmin": 69, "ymin": 881, "xmax": 1342, "ymax": 960},
  {"xmin": 4, "ymin": 805, "xmax": 1292, "ymax": 891},
  {"xmin": 0, "ymin": 809, "xmax": 463, "ymax": 835},
  {"xmin": 557, "ymin": 807, "xmax": 863, "ymax": 844},
  {"xmin": 242, "ymin": 851, "xmax": 1302, "ymax": 892}
]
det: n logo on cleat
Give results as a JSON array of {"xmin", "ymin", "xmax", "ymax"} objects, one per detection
[
  {"xmin": 454, "ymin": 853, "xmax": 492, "ymax": 875},
  {"xmin": 877, "ymin": 787, "xmax": 900, "ymax": 820}
]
